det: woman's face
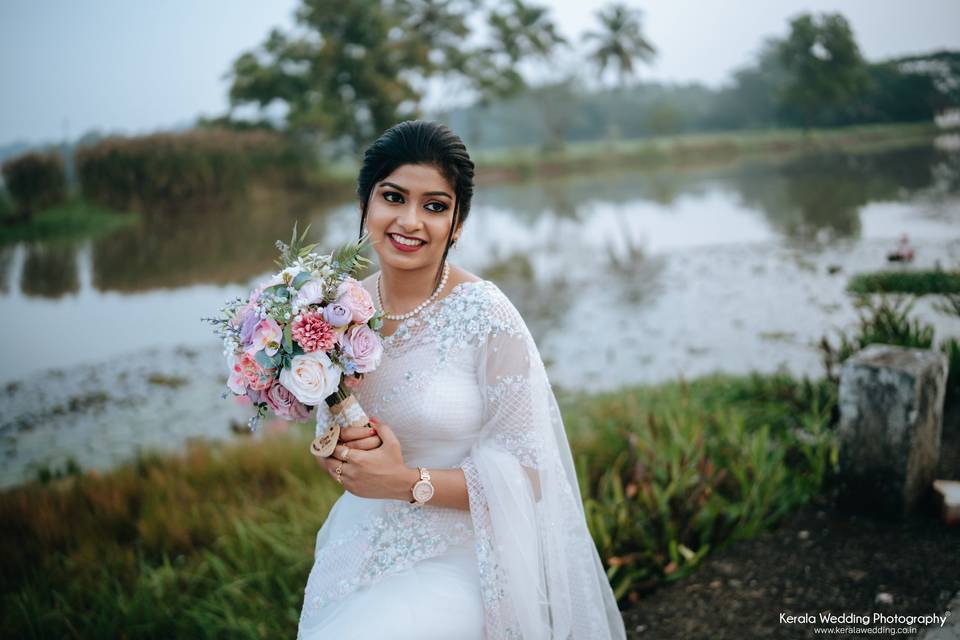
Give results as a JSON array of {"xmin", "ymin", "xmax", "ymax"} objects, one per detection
[{"xmin": 364, "ymin": 163, "xmax": 460, "ymax": 274}]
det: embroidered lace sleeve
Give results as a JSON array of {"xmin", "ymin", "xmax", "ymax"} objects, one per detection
[{"xmin": 457, "ymin": 287, "xmax": 627, "ymax": 640}]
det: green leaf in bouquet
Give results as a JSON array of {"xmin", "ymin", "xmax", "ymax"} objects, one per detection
[
  {"xmin": 282, "ymin": 324, "xmax": 293, "ymax": 354},
  {"xmin": 291, "ymin": 271, "xmax": 312, "ymax": 290},
  {"xmin": 331, "ymin": 232, "xmax": 376, "ymax": 280},
  {"xmin": 254, "ymin": 350, "xmax": 275, "ymax": 371},
  {"xmin": 369, "ymin": 313, "xmax": 384, "ymax": 331},
  {"xmin": 263, "ymin": 283, "xmax": 289, "ymax": 299},
  {"xmin": 275, "ymin": 220, "xmax": 316, "ymax": 269}
]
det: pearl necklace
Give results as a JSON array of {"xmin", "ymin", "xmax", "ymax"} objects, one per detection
[{"xmin": 377, "ymin": 263, "xmax": 450, "ymax": 321}]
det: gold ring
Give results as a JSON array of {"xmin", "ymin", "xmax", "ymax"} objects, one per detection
[
  {"xmin": 335, "ymin": 463, "xmax": 343, "ymax": 483},
  {"xmin": 342, "ymin": 446, "xmax": 350, "ymax": 461}
]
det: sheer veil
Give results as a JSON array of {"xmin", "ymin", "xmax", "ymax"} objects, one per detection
[{"xmin": 455, "ymin": 285, "xmax": 626, "ymax": 639}]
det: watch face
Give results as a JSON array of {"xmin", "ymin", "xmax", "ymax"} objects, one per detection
[{"xmin": 413, "ymin": 481, "xmax": 434, "ymax": 503}]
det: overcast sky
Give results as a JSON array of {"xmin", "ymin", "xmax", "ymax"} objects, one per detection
[{"xmin": 2, "ymin": 0, "xmax": 959, "ymax": 147}]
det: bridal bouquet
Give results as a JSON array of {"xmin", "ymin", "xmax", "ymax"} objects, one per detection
[{"xmin": 203, "ymin": 223, "xmax": 384, "ymax": 457}]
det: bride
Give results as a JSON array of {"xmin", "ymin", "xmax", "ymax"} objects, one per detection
[{"xmin": 296, "ymin": 120, "xmax": 626, "ymax": 639}]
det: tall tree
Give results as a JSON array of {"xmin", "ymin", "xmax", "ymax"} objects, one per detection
[
  {"xmin": 225, "ymin": 0, "xmax": 473, "ymax": 152},
  {"xmin": 461, "ymin": 0, "xmax": 569, "ymax": 150},
  {"xmin": 466, "ymin": 0, "xmax": 568, "ymax": 104},
  {"xmin": 582, "ymin": 3, "xmax": 657, "ymax": 88},
  {"xmin": 776, "ymin": 12, "xmax": 869, "ymax": 129}
]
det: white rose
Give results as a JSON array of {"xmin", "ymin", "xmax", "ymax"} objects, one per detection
[
  {"xmin": 279, "ymin": 350, "xmax": 342, "ymax": 405},
  {"xmin": 295, "ymin": 279, "xmax": 326, "ymax": 310},
  {"xmin": 265, "ymin": 264, "xmax": 305, "ymax": 287}
]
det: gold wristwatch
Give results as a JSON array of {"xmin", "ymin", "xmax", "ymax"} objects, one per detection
[{"xmin": 409, "ymin": 467, "xmax": 435, "ymax": 505}]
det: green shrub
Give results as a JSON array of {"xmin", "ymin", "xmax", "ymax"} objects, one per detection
[
  {"xmin": 1, "ymin": 151, "xmax": 67, "ymax": 220},
  {"xmin": 564, "ymin": 373, "xmax": 837, "ymax": 605}
]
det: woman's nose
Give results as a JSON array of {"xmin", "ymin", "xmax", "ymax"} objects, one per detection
[{"xmin": 396, "ymin": 203, "xmax": 421, "ymax": 230}]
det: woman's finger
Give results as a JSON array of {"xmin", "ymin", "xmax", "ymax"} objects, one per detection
[
  {"xmin": 339, "ymin": 425, "xmax": 377, "ymax": 442},
  {"xmin": 344, "ymin": 435, "xmax": 383, "ymax": 451}
]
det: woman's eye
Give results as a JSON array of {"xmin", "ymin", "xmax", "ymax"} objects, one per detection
[
  {"xmin": 383, "ymin": 191, "xmax": 404, "ymax": 203},
  {"xmin": 425, "ymin": 202, "xmax": 448, "ymax": 213}
]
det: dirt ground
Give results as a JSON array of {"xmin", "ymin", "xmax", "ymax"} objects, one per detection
[{"xmin": 620, "ymin": 406, "xmax": 960, "ymax": 639}]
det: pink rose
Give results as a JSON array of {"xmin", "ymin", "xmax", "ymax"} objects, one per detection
[
  {"xmin": 339, "ymin": 324, "xmax": 383, "ymax": 374},
  {"xmin": 295, "ymin": 279, "xmax": 326, "ymax": 309},
  {"xmin": 335, "ymin": 278, "xmax": 375, "ymax": 324},
  {"xmin": 239, "ymin": 352, "xmax": 275, "ymax": 391},
  {"xmin": 265, "ymin": 381, "xmax": 311, "ymax": 420}
]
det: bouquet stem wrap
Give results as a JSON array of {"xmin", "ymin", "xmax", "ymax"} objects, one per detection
[{"xmin": 310, "ymin": 379, "xmax": 371, "ymax": 457}]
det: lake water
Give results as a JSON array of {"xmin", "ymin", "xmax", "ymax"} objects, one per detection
[{"xmin": 2, "ymin": 137, "xmax": 959, "ymax": 488}]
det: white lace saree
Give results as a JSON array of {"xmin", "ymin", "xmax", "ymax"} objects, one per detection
[{"xmin": 297, "ymin": 280, "xmax": 626, "ymax": 640}]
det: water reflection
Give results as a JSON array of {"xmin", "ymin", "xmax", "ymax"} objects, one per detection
[
  {"xmin": 0, "ymin": 141, "xmax": 956, "ymax": 381},
  {"xmin": 1, "ymin": 142, "xmax": 953, "ymax": 300},
  {"xmin": 1, "ymin": 140, "xmax": 959, "ymax": 487},
  {"xmin": 21, "ymin": 242, "xmax": 80, "ymax": 298},
  {"xmin": 733, "ymin": 146, "xmax": 946, "ymax": 244},
  {"xmin": 0, "ymin": 246, "xmax": 14, "ymax": 294},
  {"xmin": 90, "ymin": 187, "xmax": 339, "ymax": 292}
]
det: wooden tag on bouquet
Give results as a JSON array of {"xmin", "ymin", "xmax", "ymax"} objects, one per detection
[
  {"xmin": 310, "ymin": 421, "xmax": 340, "ymax": 458},
  {"xmin": 309, "ymin": 393, "xmax": 369, "ymax": 458}
]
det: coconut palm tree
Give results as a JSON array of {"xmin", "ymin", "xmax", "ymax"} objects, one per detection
[
  {"xmin": 582, "ymin": 3, "xmax": 657, "ymax": 87},
  {"xmin": 488, "ymin": 0, "xmax": 567, "ymax": 63}
]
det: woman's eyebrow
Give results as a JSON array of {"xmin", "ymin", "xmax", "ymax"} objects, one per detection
[{"xmin": 380, "ymin": 181, "xmax": 451, "ymax": 199}]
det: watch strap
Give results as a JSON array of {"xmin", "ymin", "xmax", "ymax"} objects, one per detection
[{"xmin": 409, "ymin": 467, "xmax": 433, "ymax": 504}]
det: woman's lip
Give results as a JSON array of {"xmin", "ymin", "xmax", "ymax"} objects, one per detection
[{"xmin": 388, "ymin": 233, "xmax": 426, "ymax": 252}]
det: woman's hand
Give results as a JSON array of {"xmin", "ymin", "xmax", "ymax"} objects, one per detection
[
  {"xmin": 319, "ymin": 418, "xmax": 415, "ymax": 501},
  {"xmin": 338, "ymin": 423, "xmax": 383, "ymax": 451}
]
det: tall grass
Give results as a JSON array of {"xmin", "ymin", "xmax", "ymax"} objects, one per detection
[
  {"xmin": 0, "ymin": 373, "xmax": 838, "ymax": 635},
  {"xmin": 1, "ymin": 432, "xmax": 340, "ymax": 638},
  {"xmin": 1, "ymin": 151, "xmax": 67, "ymax": 220},
  {"xmin": 76, "ymin": 129, "xmax": 311, "ymax": 214}
]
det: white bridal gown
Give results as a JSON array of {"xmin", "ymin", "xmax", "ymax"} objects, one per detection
[{"xmin": 297, "ymin": 280, "xmax": 626, "ymax": 640}]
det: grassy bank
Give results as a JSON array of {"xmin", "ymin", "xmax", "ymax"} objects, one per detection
[
  {"xmin": 473, "ymin": 122, "xmax": 943, "ymax": 183},
  {"xmin": 310, "ymin": 121, "xmax": 944, "ymax": 187},
  {"xmin": 0, "ymin": 197, "xmax": 139, "ymax": 245},
  {"xmin": 0, "ymin": 371, "xmax": 837, "ymax": 637}
]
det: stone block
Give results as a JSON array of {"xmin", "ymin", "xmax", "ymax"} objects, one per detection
[
  {"xmin": 933, "ymin": 480, "xmax": 960, "ymax": 526},
  {"xmin": 837, "ymin": 344, "xmax": 948, "ymax": 518}
]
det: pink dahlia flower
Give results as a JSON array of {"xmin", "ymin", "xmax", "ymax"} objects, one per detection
[{"xmin": 291, "ymin": 311, "xmax": 336, "ymax": 353}]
